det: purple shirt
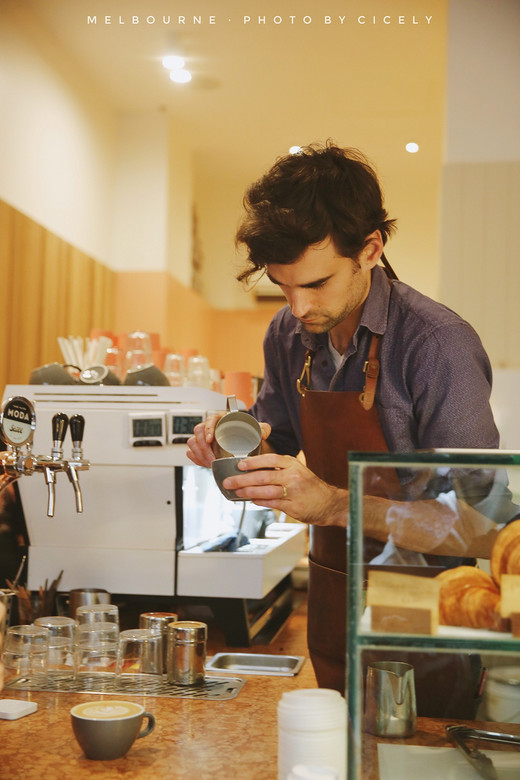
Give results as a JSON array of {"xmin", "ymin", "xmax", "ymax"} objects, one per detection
[{"xmin": 251, "ymin": 264, "xmax": 499, "ymax": 456}]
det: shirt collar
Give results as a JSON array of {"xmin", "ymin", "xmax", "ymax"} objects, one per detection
[{"xmin": 295, "ymin": 264, "xmax": 392, "ymax": 350}]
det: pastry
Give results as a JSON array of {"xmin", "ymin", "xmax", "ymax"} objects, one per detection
[
  {"xmin": 436, "ymin": 565, "xmax": 502, "ymax": 630},
  {"xmin": 490, "ymin": 518, "xmax": 520, "ymax": 585}
]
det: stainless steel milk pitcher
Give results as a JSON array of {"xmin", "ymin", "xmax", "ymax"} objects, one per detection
[{"xmin": 364, "ymin": 661, "xmax": 417, "ymax": 737}]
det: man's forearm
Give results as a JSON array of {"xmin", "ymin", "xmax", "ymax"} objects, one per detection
[{"xmin": 322, "ymin": 489, "xmax": 500, "ymax": 559}]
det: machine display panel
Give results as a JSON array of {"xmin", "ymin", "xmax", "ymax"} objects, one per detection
[
  {"xmin": 129, "ymin": 413, "xmax": 166, "ymax": 446},
  {"xmin": 170, "ymin": 413, "xmax": 204, "ymax": 443}
]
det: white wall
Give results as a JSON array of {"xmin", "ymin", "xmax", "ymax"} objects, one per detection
[
  {"xmin": 444, "ymin": 0, "xmax": 520, "ymax": 164},
  {"xmin": 0, "ymin": 2, "xmax": 116, "ymax": 264},
  {"xmin": 110, "ymin": 112, "xmax": 169, "ymax": 273},
  {"xmin": 193, "ymin": 158, "xmax": 250, "ymax": 309},
  {"xmin": 439, "ymin": 0, "xmax": 520, "ymax": 368},
  {"xmin": 0, "ymin": 1, "xmax": 194, "ymax": 284},
  {"xmin": 167, "ymin": 124, "xmax": 194, "ymax": 288}
]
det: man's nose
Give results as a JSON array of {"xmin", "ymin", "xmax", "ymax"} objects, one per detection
[{"xmin": 286, "ymin": 289, "xmax": 311, "ymax": 319}]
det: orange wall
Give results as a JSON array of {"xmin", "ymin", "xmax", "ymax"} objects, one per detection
[
  {"xmin": 113, "ymin": 271, "xmax": 282, "ymax": 377},
  {"xmin": 210, "ymin": 306, "xmax": 282, "ymax": 377}
]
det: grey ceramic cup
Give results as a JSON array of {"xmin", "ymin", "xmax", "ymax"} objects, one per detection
[
  {"xmin": 124, "ymin": 364, "xmax": 170, "ymax": 386},
  {"xmin": 79, "ymin": 365, "xmax": 121, "ymax": 385},
  {"xmin": 70, "ymin": 700, "xmax": 155, "ymax": 760},
  {"xmin": 29, "ymin": 362, "xmax": 76, "ymax": 385},
  {"xmin": 211, "ymin": 456, "xmax": 249, "ymax": 501}
]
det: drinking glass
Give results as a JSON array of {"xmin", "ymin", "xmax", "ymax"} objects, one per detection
[
  {"xmin": 34, "ymin": 616, "xmax": 76, "ymax": 679},
  {"xmin": 186, "ymin": 355, "xmax": 211, "ymax": 389},
  {"xmin": 116, "ymin": 629, "xmax": 163, "ymax": 691},
  {"xmin": 163, "ymin": 353, "xmax": 186, "ymax": 386},
  {"xmin": 104, "ymin": 347, "xmax": 124, "ymax": 380},
  {"xmin": 124, "ymin": 331, "xmax": 153, "ymax": 375},
  {"xmin": 74, "ymin": 622, "xmax": 119, "ymax": 689},
  {"xmin": 34, "ymin": 616, "xmax": 76, "ymax": 638},
  {"xmin": 76, "ymin": 603, "xmax": 119, "ymax": 626},
  {"xmin": 3, "ymin": 625, "xmax": 50, "ymax": 687}
]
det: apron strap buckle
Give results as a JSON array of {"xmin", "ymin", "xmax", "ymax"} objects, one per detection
[{"xmin": 297, "ymin": 351, "xmax": 313, "ymax": 397}]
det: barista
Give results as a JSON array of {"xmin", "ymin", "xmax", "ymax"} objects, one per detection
[{"xmin": 187, "ymin": 143, "xmax": 512, "ymax": 718}]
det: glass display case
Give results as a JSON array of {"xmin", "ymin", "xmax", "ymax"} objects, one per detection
[{"xmin": 346, "ymin": 450, "xmax": 520, "ymax": 780}]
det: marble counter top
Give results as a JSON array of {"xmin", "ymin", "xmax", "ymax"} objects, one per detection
[
  {"xmin": 1, "ymin": 594, "xmax": 316, "ymax": 780},
  {"xmin": 2, "ymin": 593, "xmax": 519, "ymax": 779}
]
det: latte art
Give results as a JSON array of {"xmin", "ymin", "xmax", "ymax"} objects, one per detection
[{"xmin": 72, "ymin": 701, "xmax": 142, "ymax": 720}]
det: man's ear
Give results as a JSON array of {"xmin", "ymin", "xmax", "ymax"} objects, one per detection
[{"xmin": 359, "ymin": 230, "xmax": 383, "ymax": 269}]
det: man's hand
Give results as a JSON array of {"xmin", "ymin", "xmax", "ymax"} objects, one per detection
[
  {"xmin": 221, "ymin": 452, "xmax": 348, "ymax": 526},
  {"xmin": 186, "ymin": 415, "xmax": 272, "ymax": 468},
  {"xmin": 186, "ymin": 414, "xmax": 224, "ymax": 467}
]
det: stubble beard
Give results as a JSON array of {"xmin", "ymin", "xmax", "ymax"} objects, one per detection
[{"xmin": 301, "ymin": 273, "xmax": 369, "ymax": 335}]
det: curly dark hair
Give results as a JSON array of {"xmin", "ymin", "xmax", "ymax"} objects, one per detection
[{"xmin": 236, "ymin": 141, "xmax": 397, "ymax": 283}]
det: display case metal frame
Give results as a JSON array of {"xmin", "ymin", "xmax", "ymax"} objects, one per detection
[{"xmin": 346, "ymin": 450, "xmax": 520, "ymax": 780}]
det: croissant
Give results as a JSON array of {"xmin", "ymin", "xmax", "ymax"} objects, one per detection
[
  {"xmin": 436, "ymin": 520, "xmax": 520, "ymax": 631},
  {"xmin": 437, "ymin": 566, "xmax": 504, "ymax": 630},
  {"xmin": 490, "ymin": 518, "xmax": 520, "ymax": 585}
]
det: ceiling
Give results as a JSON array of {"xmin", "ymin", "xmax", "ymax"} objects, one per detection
[{"xmin": 22, "ymin": 0, "xmax": 448, "ymax": 185}]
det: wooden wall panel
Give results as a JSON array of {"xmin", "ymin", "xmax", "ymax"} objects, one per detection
[
  {"xmin": 40, "ymin": 231, "xmax": 69, "ymax": 365},
  {"xmin": 0, "ymin": 201, "xmax": 14, "ymax": 390},
  {"xmin": 8, "ymin": 208, "xmax": 45, "ymax": 384},
  {"xmin": 0, "ymin": 200, "xmax": 115, "ymax": 392}
]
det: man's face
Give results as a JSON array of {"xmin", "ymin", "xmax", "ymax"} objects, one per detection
[{"xmin": 266, "ymin": 238, "xmax": 373, "ymax": 334}]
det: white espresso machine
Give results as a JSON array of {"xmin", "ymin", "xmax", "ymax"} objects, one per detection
[{"xmin": 1, "ymin": 385, "xmax": 306, "ymax": 643}]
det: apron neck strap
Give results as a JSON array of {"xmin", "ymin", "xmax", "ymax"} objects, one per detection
[
  {"xmin": 359, "ymin": 333, "xmax": 381, "ymax": 410},
  {"xmin": 296, "ymin": 332, "xmax": 382, "ymax": 410}
]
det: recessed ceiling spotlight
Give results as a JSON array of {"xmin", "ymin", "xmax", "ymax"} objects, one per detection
[
  {"xmin": 405, "ymin": 142, "xmax": 419, "ymax": 154},
  {"xmin": 289, "ymin": 146, "xmax": 302, "ymax": 155},
  {"xmin": 162, "ymin": 55, "xmax": 185, "ymax": 71},
  {"xmin": 169, "ymin": 69, "xmax": 192, "ymax": 84}
]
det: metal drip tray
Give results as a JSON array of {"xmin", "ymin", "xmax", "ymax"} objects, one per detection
[
  {"xmin": 206, "ymin": 652, "xmax": 305, "ymax": 676},
  {"xmin": 5, "ymin": 672, "xmax": 245, "ymax": 701}
]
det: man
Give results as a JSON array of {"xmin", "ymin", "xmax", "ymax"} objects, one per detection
[{"xmin": 187, "ymin": 143, "xmax": 511, "ymax": 717}]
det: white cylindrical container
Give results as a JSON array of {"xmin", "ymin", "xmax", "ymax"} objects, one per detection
[
  {"xmin": 484, "ymin": 666, "xmax": 520, "ymax": 723},
  {"xmin": 287, "ymin": 765, "xmax": 340, "ymax": 780},
  {"xmin": 278, "ymin": 689, "xmax": 347, "ymax": 780}
]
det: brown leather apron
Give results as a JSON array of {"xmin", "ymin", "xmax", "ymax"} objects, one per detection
[{"xmin": 298, "ymin": 333, "xmax": 481, "ymax": 718}]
